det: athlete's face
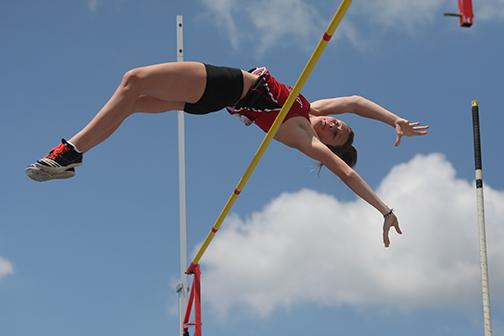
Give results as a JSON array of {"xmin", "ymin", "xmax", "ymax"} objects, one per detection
[{"xmin": 313, "ymin": 116, "xmax": 351, "ymax": 147}]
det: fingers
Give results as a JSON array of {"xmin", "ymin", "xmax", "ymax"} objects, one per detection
[
  {"xmin": 394, "ymin": 222, "xmax": 402, "ymax": 235},
  {"xmin": 394, "ymin": 120, "xmax": 428, "ymax": 146},
  {"xmin": 394, "ymin": 124, "xmax": 404, "ymax": 146},
  {"xmin": 396, "ymin": 122, "xmax": 429, "ymax": 141},
  {"xmin": 383, "ymin": 216, "xmax": 401, "ymax": 248},
  {"xmin": 383, "ymin": 217, "xmax": 393, "ymax": 247},
  {"xmin": 394, "ymin": 134, "xmax": 401, "ymax": 147},
  {"xmin": 412, "ymin": 124, "xmax": 429, "ymax": 130},
  {"xmin": 383, "ymin": 226, "xmax": 390, "ymax": 248},
  {"xmin": 412, "ymin": 124, "xmax": 429, "ymax": 136}
]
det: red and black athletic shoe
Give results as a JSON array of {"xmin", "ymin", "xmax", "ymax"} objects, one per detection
[{"xmin": 26, "ymin": 139, "xmax": 83, "ymax": 182}]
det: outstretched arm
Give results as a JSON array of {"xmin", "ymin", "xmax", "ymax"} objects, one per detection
[
  {"xmin": 311, "ymin": 95, "xmax": 429, "ymax": 146},
  {"xmin": 275, "ymin": 120, "xmax": 401, "ymax": 247},
  {"xmin": 304, "ymin": 137, "xmax": 401, "ymax": 248}
]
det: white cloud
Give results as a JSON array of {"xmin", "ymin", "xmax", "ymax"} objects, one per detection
[
  {"xmin": 360, "ymin": 0, "xmax": 504, "ymax": 27},
  {"xmin": 198, "ymin": 0, "xmax": 504, "ymax": 55},
  {"xmin": 478, "ymin": 0, "xmax": 504, "ymax": 20},
  {"xmin": 357, "ymin": 0, "xmax": 449, "ymax": 31},
  {"xmin": 197, "ymin": 153, "xmax": 503, "ymax": 318},
  {"xmin": 87, "ymin": 0, "xmax": 100, "ymax": 12},
  {"xmin": 0, "ymin": 257, "xmax": 14, "ymax": 279},
  {"xmin": 198, "ymin": 0, "xmax": 325, "ymax": 55},
  {"xmin": 245, "ymin": 0, "xmax": 324, "ymax": 55},
  {"xmin": 199, "ymin": 0, "xmax": 241, "ymax": 49}
]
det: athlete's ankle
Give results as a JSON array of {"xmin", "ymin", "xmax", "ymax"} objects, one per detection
[{"xmin": 65, "ymin": 139, "xmax": 82, "ymax": 154}]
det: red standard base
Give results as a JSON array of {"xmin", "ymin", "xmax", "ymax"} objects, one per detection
[{"xmin": 183, "ymin": 264, "xmax": 202, "ymax": 336}]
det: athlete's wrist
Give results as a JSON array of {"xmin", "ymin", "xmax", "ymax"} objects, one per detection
[
  {"xmin": 383, "ymin": 208, "xmax": 394, "ymax": 218},
  {"xmin": 379, "ymin": 206, "xmax": 392, "ymax": 217}
]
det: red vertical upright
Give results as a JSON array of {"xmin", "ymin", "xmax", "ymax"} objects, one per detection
[
  {"xmin": 459, "ymin": 0, "xmax": 474, "ymax": 27},
  {"xmin": 444, "ymin": 0, "xmax": 474, "ymax": 27},
  {"xmin": 183, "ymin": 264, "xmax": 202, "ymax": 336}
]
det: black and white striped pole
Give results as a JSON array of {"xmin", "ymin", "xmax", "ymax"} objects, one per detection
[{"xmin": 471, "ymin": 99, "xmax": 493, "ymax": 336}]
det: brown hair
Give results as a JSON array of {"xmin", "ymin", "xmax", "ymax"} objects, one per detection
[
  {"xmin": 328, "ymin": 144, "xmax": 358, "ymax": 168},
  {"xmin": 317, "ymin": 128, "xmax": 358, "ymax": 173}
]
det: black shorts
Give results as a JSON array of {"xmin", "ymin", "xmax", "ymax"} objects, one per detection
[{"xmin": 183, "ymin": 64, "xmax": 244, "ymax": 114}]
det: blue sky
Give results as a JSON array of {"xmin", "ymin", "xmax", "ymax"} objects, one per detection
[{"xmin": 1, "ymin": 1, "xmax": 503, "ymax": 336}]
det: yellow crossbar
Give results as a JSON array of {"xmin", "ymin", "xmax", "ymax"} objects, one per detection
[{"xmin": 187, "ymin": 0, "xmax": 353, "ymax": 272}]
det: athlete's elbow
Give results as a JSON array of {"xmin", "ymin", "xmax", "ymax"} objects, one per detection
[
  {"xmin": 349, "ymin": 95, "xmax": 366, "ymax": 113},
  {"xmin": 335, "ymin": 166, "xmax": 357, "ymax": 181}
]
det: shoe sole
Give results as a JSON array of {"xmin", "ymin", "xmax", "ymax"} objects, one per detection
[{"xmin": 25, "ymin": 162, "xmax": 80, "ymax": 182}]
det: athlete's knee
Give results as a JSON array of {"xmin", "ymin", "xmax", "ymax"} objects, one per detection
[{"xmin": 121, "ymin": 67, "xmax": 147, "ymax": 94}]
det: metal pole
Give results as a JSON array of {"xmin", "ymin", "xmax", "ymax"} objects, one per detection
[
  {"xmin": 176, "ymin": 15, "xmax": 188, "ymax": 336},
  {"xmin": 471, "ymin": 99, "xmax": 493, "ymax": 336}
]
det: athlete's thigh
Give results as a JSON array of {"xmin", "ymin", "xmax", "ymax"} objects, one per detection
[
  {"xmin": 131, "ymin": 61, "xmax": 206, "ymax": 103},
  {"xmin": 133, "ymin": 95, "xmax": 185, "ymax": 113}
]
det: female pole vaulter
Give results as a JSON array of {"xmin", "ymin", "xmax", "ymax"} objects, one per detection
[{"xmin": 26, "ymin": 62, "xmax": 428, "ymax": 247}]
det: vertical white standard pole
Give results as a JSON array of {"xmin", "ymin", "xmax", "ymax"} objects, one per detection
[
  {"xmin": 471, "ymin": 100, "xmax": 493, "ymax": 336},
  {"xmin": 175, "ymin": 15, "xmax": 188, "ymax": 336}
]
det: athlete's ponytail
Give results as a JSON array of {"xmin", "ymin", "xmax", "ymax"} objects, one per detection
[
  {"xmin": 317, "ymin": 128, "xmax": 358, "ymax": 174},
  {"xmin": 326, "ymin": 144, "xmax": 358, "ymax": 168},
  {"xmin": 332, "ymin": 145, "xmax": 358, "ymax": 168}
]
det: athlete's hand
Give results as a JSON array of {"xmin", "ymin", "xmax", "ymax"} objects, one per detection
[
  {"xmin": 394, "ymin": 118, "xmax": 429, "ymax": 146},
  {"xmin": 383, "ymin": 211, "xmax": 402, "ymax": 248}
]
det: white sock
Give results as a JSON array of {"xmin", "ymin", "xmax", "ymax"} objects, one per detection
[{"xmin": 66, "ymin": 140, "xmax": 82, "ymax": 154}]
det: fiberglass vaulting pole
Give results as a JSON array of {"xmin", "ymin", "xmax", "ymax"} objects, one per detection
[
  {"xmin": 186, "ymin": 0, "xmax": 353, "ymax": 272},
  {"xmin": 471, "ymin": 100, "xmax": 493, "ymax": 336},
  {"xmin": 175, "ymin": 15, "xmax": 189, "ymax": 336}
]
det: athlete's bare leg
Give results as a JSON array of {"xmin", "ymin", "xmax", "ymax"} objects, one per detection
[{"xmin": 68, "ymin": 61, "xmax": 206, "ymax": 153}]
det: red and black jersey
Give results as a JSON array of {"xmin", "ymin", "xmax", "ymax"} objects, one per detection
[{"xmin": 227, "ymin": 67, "xmax": 311, "ymax": 132}]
